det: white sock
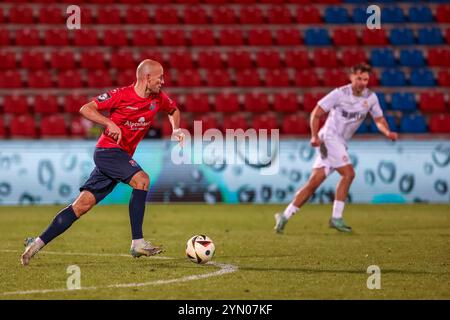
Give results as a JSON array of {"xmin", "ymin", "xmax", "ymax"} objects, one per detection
[
  {"xmin": 131, "ymin": 238, "xmax": 144, "ymax": 247},
  {"xmin": 35, "ymin": 237, "xmax": 45, "ymax": 250},
  {"xmin": 283, "ymin": 203, "xmax": 299, "ymax": 220},
  {"xmin": 332, "ymin": 200, "xmax": 345, "ymax": 219}
]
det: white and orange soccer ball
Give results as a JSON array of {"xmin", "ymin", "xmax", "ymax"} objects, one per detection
[{"xmin": 185, "ymin": 235, "xmax": 215, "ymax": 264}]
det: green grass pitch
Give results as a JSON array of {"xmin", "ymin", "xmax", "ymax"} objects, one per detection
[{"xmin": 0, "ymin": 204, "xmax": 449, "ymax": 300}]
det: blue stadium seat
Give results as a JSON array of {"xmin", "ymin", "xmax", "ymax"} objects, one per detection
[
  {"xmin": 351, "ymin": 7, "xmax": 367, "ymax": 23},
  {"xmin": 370, "ymin": 115, "xmax": 398, "ymax": 133},
  {"xmin": 356, "ymin": 121, "xmax": 369, "ymax": 134},
  {"xmin": 400, "ymin": 114, "xmax": 427, "ymax": 133},
  {"xmin": 381, "ymin": 7, "xmax": 405, "ymax": 23},
  {"xmin": 371, "ymin": 49, "xmax": 396, "ymax": 67},
  {"xmin": 410, "ymin": 68, "xmax": 435, "ymax": 86},
  {"xmin": 375, "ymin": 92, "xmax": 389, "ymax": 111},
  {"xmin": 324, "ymin": 7, "xmax": 349, "ymax": 24},
  {"xmin": 408, "ymin": 6, "xmax": 434, "ymax": 23},
  {"xmin": 418, "ymin": 28, "xmax": 443, "ymax": 45},
  {"xmin": 304, "ymin": 29, "xmax": 331, "ymax": 46},
  {"xmin": 389, "ymin": 28, "xmax": 415, "ymax": 45},
  {"xmin": 381, "ymin": 69, "xmax": 406, "ymax": 86},
  {"xmin": 399, "ymin": 49, "xmax": 425, "ymax": 67},
  {"xmin": 391, "ymin": 92, "xmax": 417, "ymax": 112}
]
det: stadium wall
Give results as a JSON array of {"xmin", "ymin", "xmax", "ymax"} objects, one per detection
[{"xmin": 0, "ymin": 139, "xmax": 449, "ymax": 205}]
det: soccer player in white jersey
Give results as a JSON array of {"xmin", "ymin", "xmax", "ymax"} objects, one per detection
[{"xmin": 275, "ymin": 63, "xmax": 398, "ymax": 233}]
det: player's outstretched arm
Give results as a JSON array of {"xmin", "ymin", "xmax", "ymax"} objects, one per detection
[
  {"xmin": 373, "ymin": 116, "xmax": 398, "ymax": 141},
  {"xmin": 168, "ymin": 107, "xmax": 185, "ymax": 147},
  {"xmin": 79, "ymin": 101, "xmax": 122, "ymax": 144},
  {"xmin": 310, "ymin": 105, "xmax": 327, "ymax": 147}
]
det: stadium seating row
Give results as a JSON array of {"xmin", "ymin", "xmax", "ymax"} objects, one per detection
[
  {"xmin": 1, "ymin": 92, "xmax": 448, "ymax": 114},
  {"xmin": 1, "ymin": 112, "xmax": 449, "ymax": 139},
  {"xmin": 3, "ymin": 4, "xmax": 450, "ymax": 25}
]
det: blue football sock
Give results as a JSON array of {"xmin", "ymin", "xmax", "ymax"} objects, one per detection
[
  {"xmin": 129, "ymin": 189, "xmax": 148, "ymax": 240},
  {"xmin": 39, "ymin": 205, "xmax": 78, "ymax": 245}
]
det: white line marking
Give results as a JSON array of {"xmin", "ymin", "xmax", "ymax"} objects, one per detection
[{"xmin": 0, "ymin": 250, "xmax": 238, "ymax": 296}]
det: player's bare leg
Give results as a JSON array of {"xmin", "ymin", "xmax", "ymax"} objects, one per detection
[
  {"xmin": 128, "ymin": 170, "xmax": 163, "ymax": 257},
  {"xmin": 21, "ymin": 191, "xmax": 96, "ymax": 266},
  {"xmin": 329, "ymin": 164, "xmax": 355, "ymax": 232},
  {"xmin": 275, "ymin": 168, "xmax": 327, "ymax": 233}
]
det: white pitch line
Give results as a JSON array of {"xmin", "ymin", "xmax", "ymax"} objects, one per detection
[{"xmin": 0, "ymin": 250, "xmax": 238, "ymax": 296}]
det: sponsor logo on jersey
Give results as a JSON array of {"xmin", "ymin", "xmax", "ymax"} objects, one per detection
[
  {"xmin": 129, "ymin": 159, "xmax": 138, "ymax": 167},
  {"xmin": 149, "ymin": 101, "xmax": 156, "ymax": 111},
  {"xmin": 124, "ymin": 117, "xmax": 151, "ymax": 130},
  {"xmin": 363, "ymin": 100, "xmax": 369, "ymax": 108},
  {"xmin": 97, "ymin": 92, "xmax": 111, "ymax": 102},
  {"xmin": 343, "ymin": 155, "xmax": 349, "ymax": 162}
]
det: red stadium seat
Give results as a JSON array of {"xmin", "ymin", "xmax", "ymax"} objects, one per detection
[
  {"xmin": 44, "ymin": 29, "xmax": 69, "ymax": 46},
  {"xmin": 15, "ymin": 29, "xmax": 40, "ymax": 46},
  {"xmin": 282, "ymin": 114, "xmax": 309, "ymax": 135},
  {"xmin": 206, "ymin": 70, "xmax": 232, "ymax": 87},
  {"xmin": 79, "ymin": 7, "xmax": 93, "ymax": 24},
  {"xmin": 429, "ymin": 114, "xmax": 450, "ymax": 133},
  {"xmin": 436, "ymin": 5, "xmax": 450, "ymax": 23},
  {"xmin": 97, "ymin": 6, "xmax": 122, "ymax": 24},
  {"xmin": 296, "ymin": 7, "xmax": 322, "ymax": 24},
  {"xmin": 323, "ymin": 69, "xmax": 348, "ymax": 87},
  {"xmin": 243, "ymin": 93, "xmax": 270, "ymax": 113},
  {"xmin": 256, "ymin": 51, "xmax": 282, "ymax": 69},
  {"xmin": 73, "ymin": 29, "xmax": 99, "ymax": 46},
  {"xmin": 0, "ymin": 29, "xmax": 10, "ymax": 46},
  {"xmin": 40, "ymin": 115, "xmax": 68, "ymax": 137},
  {"xmin": 81, "ymin": 51, "xmax": 106, "ymax": 69},
  {"xmin": 110, "ymin": 50, "xmax": 136, "ymax": 70},
  {"xmin": 285, "ymin": 50, "xmax": 310, "ymax": 69},
  {"xmin": 427, "ymin": 48, "xmax": 450, "ymax": 67},
  {"xmin": 39, "ymin": 6, "xmax": 64, "ymax": 24},
  {"xmin": 117, "ymin": 69, "xmax": 136, "ymax": 87},
  {"xmin": 131, "ymin": 29, "xmax": 158, "ymax": 46},
  {"xmin": 69, "ymin": 116, "xmax": 88, "ymax": 138},
  {"xmin": 33, "ymin": 95, "xmax": 59, "ymax": 114},
  {"xmin": 4, "ymin": 96, "xmax": 28, "ymax": 114},
  {"xmin": 190, "ymin": 29, "xmax": 216, "ymax": 46},
  {"xmin": 236, "ymin": 69, "xmax": 261, "ymax": 87},
  {"xmin": 223, "ymin": 114, "xmax": 249, "ymax": 131},
  {"xmin": 0, "ymin": 117, "xmax": 6, "ymax": 138},
  {"xmin": 125, "ymin": 7, "xmax": 150, "ymax": 24},
  {"xmin": 184, "ymin": 93, "xmax": 210, "ymax": 112},
  {"xmin": 341, "ymin": 48, "xmax": 367, "ymax": 67},
  {"xmin": 248, "ymin": 29, "xmax": 273, "ymax": 46},
  {"xmin": 0, "ymin": 71, "xmax": 22, "ymax": 88},
  {"xmin": 161, "ymin": 29, "xmax": 186, "ymax": 46},
  {"xmin": 197, "ymin": 51, "xmax": 224, "ymax": 69},
  {"xmin": 50, "ymin": 51, "xmax": 76, "ymax": 70},
  {"xmin": 193, "ymin": 114, "xmax": 220, "ymax": 134},
  {"xmin": 362, "ymin": 29, "xmax": 388, "ymax": 46},
  {"xmin": 9, "ymin": 6, "xmax": 34, "ymax": 24},
  {"xmin": 57, "ymin": 70, "xmax": 83, "ymax": 88},
  {"xmin": 333, "ymin": 28, "xmax": 359, "ymax": 46},
  {"xmin": 211, "ymin": 6, "xmax": 237, "ymax": 24},
  {"xmin": 28, "ymin": 70, "xmax": 53, "ymax": 88},
  {"xmin": 0, "ymin": 51, "xmax": 16, "ymax": 69},
  {"xmin": 252, "ymin": 113, "xmax": 278, "ymax": 133},
  {"xmin": 273, "ymin": 93, "xmax": 299, "ymax": 113},
  {"xmin": 239, "ymin": 6, "xmax": 264, "ymax": 24},
  {"xmin": 227, "ymin": 51, "xmax": 253, "ymax": 69},
  {"xmin": 155, "ymin": 6, "xmax": 179, "ymax": 24},
  {"xmin": 87, "ymin": 70, "xmax": 113, "ymax": 88},
  {"xmin": 219, "ymin": 29, "xmax": 245, "ymax": 46},
  {"xmin": 294, "ymin": 69, "xmax": 320, "ymax": 87},
  {"xmin": 10, "ymin": 115, "xmax": 37, "ymax": 138},
  {"xmin": 214, "ymin": 92, "xmax": 240, "ymax": 113},
  {"xmin": 21, "ymin": 50, "xmax": 46, "ymax": 70},
  {"xmin": 103, "ymin": 30, "xmax": 128, "ymax": 47},
  {"xmin": 446, "ymin": 29, "xmax": 450, "ymax": 45},
  {"xmin": 63, "ymin": 95, "xmax": 88, "ymax": 114},
  {"xmin": 313, "ymin": 48, "xmax": 338, "ymax": 68},
  {"xmin": 183, "ymin": 6, "xmax": 208, "ymax": 24},
  {"xmin": 177, "ymin": 70, "xmax": 202, "ymax": 87},
  {"xmin": 0, "ymin": 8, "xmax": 3, "ymax": 24},
  {"xmin": 368, "ymin": 71, "xmax": 379, "ymax": 87},
  {"xmin": 168, "ymin": 51, "xmax": 194, "ymax": 69},
  {"xmin": 438, "ymin": 70, "xmax": 450, "ymax": 87},
  {"xmin": 276, "ymin": 28, "xmax": 303, "ymax": 45},
  {"xmin": 267, "ymin": 6, "xmax": 293, "ymax": 24},
  {"xmin": 419, "ymin": 92, "xmax": 446, "ymax": 113},
  {"xmin": 303, "ymin": 92, "xmax": 327, "ymax": 112},
  {"xmin": 263, "ymin": 69, "xmax": 291, "ymax": 87}
]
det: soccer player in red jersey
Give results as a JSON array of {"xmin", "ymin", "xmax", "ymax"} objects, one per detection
[{"xmin": 21, "ymin": 60, "xmax": 185, "ymax": 265}]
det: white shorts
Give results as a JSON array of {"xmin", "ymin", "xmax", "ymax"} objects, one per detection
[{"xmin": 312, "ymin": 137, "xmax": 350, "ymax": 176}]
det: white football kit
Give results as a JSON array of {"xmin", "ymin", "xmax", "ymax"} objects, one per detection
[{"xmin": 312, "ymin": 84, "xmax": 383, "ymax": 175}]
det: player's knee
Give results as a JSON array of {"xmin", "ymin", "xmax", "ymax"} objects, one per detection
[
  {"xmin": 344, "ymin": 170, "xmax": 355, "ymax": 181},
  {"xmin": 72, "ymin": 192, "xmax": 96, "ymax": 217},
  {"xmin": 131, "ymin": 171, "xmax": 150, "ymax": 190}
]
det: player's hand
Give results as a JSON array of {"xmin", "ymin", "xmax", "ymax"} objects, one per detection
[
  {"xmin": 310, "ymin": 136, "xmax": 322, "ymax": 147},
  {"xmin": 172, "ymin": 128, "xmax": 185, "ymax": 148},
  {"xmin": 387, "ymin": 131, "xmax": 398, "ymax": 141},
  {"xmin": 105, "ymin": 122, "xmax": 122, "ymax": 145}
]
